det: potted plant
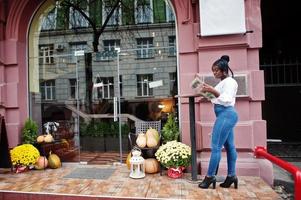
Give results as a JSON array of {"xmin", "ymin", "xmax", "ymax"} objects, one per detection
[
  {"xmin": 155, "ymin": 140, "xmax": 191, "ymax": 178},
  {"xmin": 161, "ymin": 114, "xmax": 180, "ymax": 144},
  {"xmin": 22, "ymin": 118, "xmax": 38, "ymax": 145},
  {"xmin": 80, "ymin": 120, "xmax": 130, "ymax": 152},
  {"xmin": 10, "ymin": 144, "xmax": 40, "ymax": 173}
]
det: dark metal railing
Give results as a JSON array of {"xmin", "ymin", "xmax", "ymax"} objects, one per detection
[{"xmin": 260, "ymin": 57, "xmax": 301, "ymax": 87}]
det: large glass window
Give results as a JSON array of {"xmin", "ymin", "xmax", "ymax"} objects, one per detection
[
  {"xmin": 137, "ymin": 74, "xmax": 153, "ymax": 96},
  {"xmin": 136, "ymin": 38, "xmax": 153, "ymax": 58},
  {"xmin": 29, "ymin": 0, "xmax": 177, "ymax": 161}
]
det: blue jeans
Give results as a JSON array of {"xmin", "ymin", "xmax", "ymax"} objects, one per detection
[{"xmin": 207, "ymin": 104, "xmax": 238, "ymax": 177}]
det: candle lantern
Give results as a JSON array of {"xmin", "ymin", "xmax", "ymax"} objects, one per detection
[{"xmin": 129, "ymin": 148, "xmax": 145, "ymax": 179}]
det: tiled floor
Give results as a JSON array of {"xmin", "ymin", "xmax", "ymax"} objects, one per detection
[
  {"xmin": 77, "ymin": 151, "xmax": 128, "ymax": 165},
  {"xmin": 0, "ymin": 162, "xmax": 281, "ymax": 200}
]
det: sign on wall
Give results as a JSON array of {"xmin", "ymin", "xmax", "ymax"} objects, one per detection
[{"xmin": 199, "ymin": 0, "xmax": 246, "ymax": 36}]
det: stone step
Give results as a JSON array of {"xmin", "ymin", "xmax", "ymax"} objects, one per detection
[{"xmin": 198, "ymin": 151, "xmax": 274, "ymax": 185}]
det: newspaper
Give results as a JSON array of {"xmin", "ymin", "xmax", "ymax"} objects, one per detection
[{"xmin": 190, "ymin": 74, "xmax": 215, "ymax": 100}]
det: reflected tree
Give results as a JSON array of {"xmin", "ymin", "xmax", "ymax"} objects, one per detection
[{"xmin": 41, "ymin": 0, "xmax": 173, "ymax": 114}]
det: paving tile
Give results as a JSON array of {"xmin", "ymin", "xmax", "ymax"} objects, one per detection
[{"xmin": 0, "ymin": 161, "xmax": 280, "ymax": 200}]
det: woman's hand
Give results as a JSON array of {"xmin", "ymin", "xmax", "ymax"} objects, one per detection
[
  {"xmin": 201, "ymin": 83, "xmax": 214, "ymax": 93},
  {"xmin": 200, "ymin": 83, "xmax": 220, "ymax": 98}
]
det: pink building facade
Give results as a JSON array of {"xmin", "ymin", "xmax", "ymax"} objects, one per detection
[{"xmin": 0, "ymin": 0, "xmax": 273, "ymax": 184}]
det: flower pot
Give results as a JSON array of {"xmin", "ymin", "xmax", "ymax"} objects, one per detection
[
  {"xmin": 14, "ymin": 165, "xmax": 29, "ymax": 173},
  {"xmin": 167, "ymin": 166, "xmax": 185, "ymax": 178}
]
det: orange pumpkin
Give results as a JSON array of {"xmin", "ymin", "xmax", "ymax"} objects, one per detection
[
  {"xmin": 144, "ymin": 158, "xmax": 160, "ymax": 174},
  {"xmin": 34, "ymin": 156, "xmax": 48, "ymax": 170},
  {"xmin": 126, "ymin": 152, "xmax": 131, "ymax": 170}
]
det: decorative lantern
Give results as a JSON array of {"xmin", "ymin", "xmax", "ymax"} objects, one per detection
[{"xmin": 129, "ymin": 148, "xmax": 145, "ymax": 179}]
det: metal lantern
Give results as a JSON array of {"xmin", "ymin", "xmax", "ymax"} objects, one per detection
[{"xmin": 129, "ymin": 148, "xmax": 145, "ymax": 179}]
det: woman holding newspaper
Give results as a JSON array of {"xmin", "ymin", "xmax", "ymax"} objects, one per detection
[{"xmin": 198, "ymin": 55, "xmax": 239, "ymax": 189}]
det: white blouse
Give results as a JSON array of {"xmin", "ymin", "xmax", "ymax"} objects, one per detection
[{"xmin": 211, "ymin": 77, "xmax": 238, "ymax": 107}]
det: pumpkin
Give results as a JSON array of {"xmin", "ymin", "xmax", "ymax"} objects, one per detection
[
  {"xmin": 44, "ymin": 134, "xmax": 54, "ymax": 143},
  {"xmin": 136, "ymin": 133, "xmax": 147, "ymax": 148},
  {"xmin": 34, "ymin": 156, "xmax": 48, "ymax": 170},
  {"xmin": 61, "ymin": 139, "xmax": 69, "ymax": 149},
  {"xmin": 146, "ymin": 137, "xmax": 158, "ymax": 148},
  {"xmin": 36, "ymin": 135, "xmax": 45, "ymax": 143},
  {"xmin": 144, "ymin": 158, "xmax": 160, "ymax": 174},
  {"xmin": 126, "ymin": 152, "xmax": 131, "ymax": 170},
  {"xmin": 48, "ymin": 152, "xmax": 61, "ymax": 169},
  {"xmin": 146, "ymin": 128, "xmax": 160, "ymax": 147}
]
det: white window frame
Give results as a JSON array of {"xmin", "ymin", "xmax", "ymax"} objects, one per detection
[
  {"xmin": 40, "ymin": 80, "xmax": 56, "ymax": 100},
  {"xmin": 169, "ymin": 72, "xmax": 177, "ymax": 95},
  {"xmin": 137, "ymin": 74, "xmax": 153, "ymax": 97},
  {"xmin": 102, "ymin": 0, "xmax": 122, "ymax": 26},
  {"xmin": 96, "ymin": 77, "xmax": 114, "ymax": 99},
  {"xmin": 69, "ymin": 79, "xmax": 77, "ymax": 99},
  {"xmin": 165, "ymin": 2, "xmax": 175, "ymax": 22},
  {"xmin": 168, "ymin": 36, "xmax": 176, "ymax": 56},
  {"xmin": 136, "ymin": 38, "xmax": 153, "ymax": 59},
  {"xmin": 39, "ymin": 44, "xmax": 54, "ymax": 64},
  {"xmin": 69, "ymin": 43, "xmax": 87, "ymax": 63},
  {"xmin": 119, "ymin": 75, "xmax": 123, "ymax": 97},
  {"xmin": 135, "ymin": 0, "xmax": 153, "ymax": 24},
  {"xmin": 97, "ymin": 39, "xmax": 120, "ymax": 61}
]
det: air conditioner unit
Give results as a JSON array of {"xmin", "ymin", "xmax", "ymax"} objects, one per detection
[
  {"xmin": 202, "ymin": 73, "xmax": 248, "ymax": 97},
  {"xmin": 56, "ymin": 44, "xmax": 64, "ymax": 51}
]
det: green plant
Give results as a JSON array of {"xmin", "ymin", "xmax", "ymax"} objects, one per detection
[
  {"xmin": 161, "ymin": 114, "xmax": 180, "ymax": 143},
  {"xmin": 155, "ymin": 140, "xmax": 191, "ymax": 168},
  {"xmin": 80, "ymin": 120, "xmax": 130, "ymax": 138},
  {"xmin": 22, "ymin": 118, "xmax": 38, "ymax": 144}
]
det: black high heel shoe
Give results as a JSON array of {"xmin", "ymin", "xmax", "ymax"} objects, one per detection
[
  {"xmin": 220, "ymin": 176, "xmax": 238, "ymax": 189},
  {"xmin": 198, "ymin": 176, "xmax": 216, "ymax": 189}
]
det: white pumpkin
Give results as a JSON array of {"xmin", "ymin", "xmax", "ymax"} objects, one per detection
[
  {"xmin": 146, "ymin": 128, "xmax": 159, "ymax": 147},
  {"xmin": 44, "ymin": 134, "xmax": 54, "ymax": 143},
  {"xmin": 147, "ymin": 137, "xmax": 158, "ymax": 147},
  {"xmin": 146, "ymin": 128, "xmax": 160, "ymax": 143},
  {"xmin": 36, "ymin": 135, "xmax": 44, "ymax": 143},
  {"xmin": 136, "ymin": 133, "xmax": 147, "ymax": 148}
]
